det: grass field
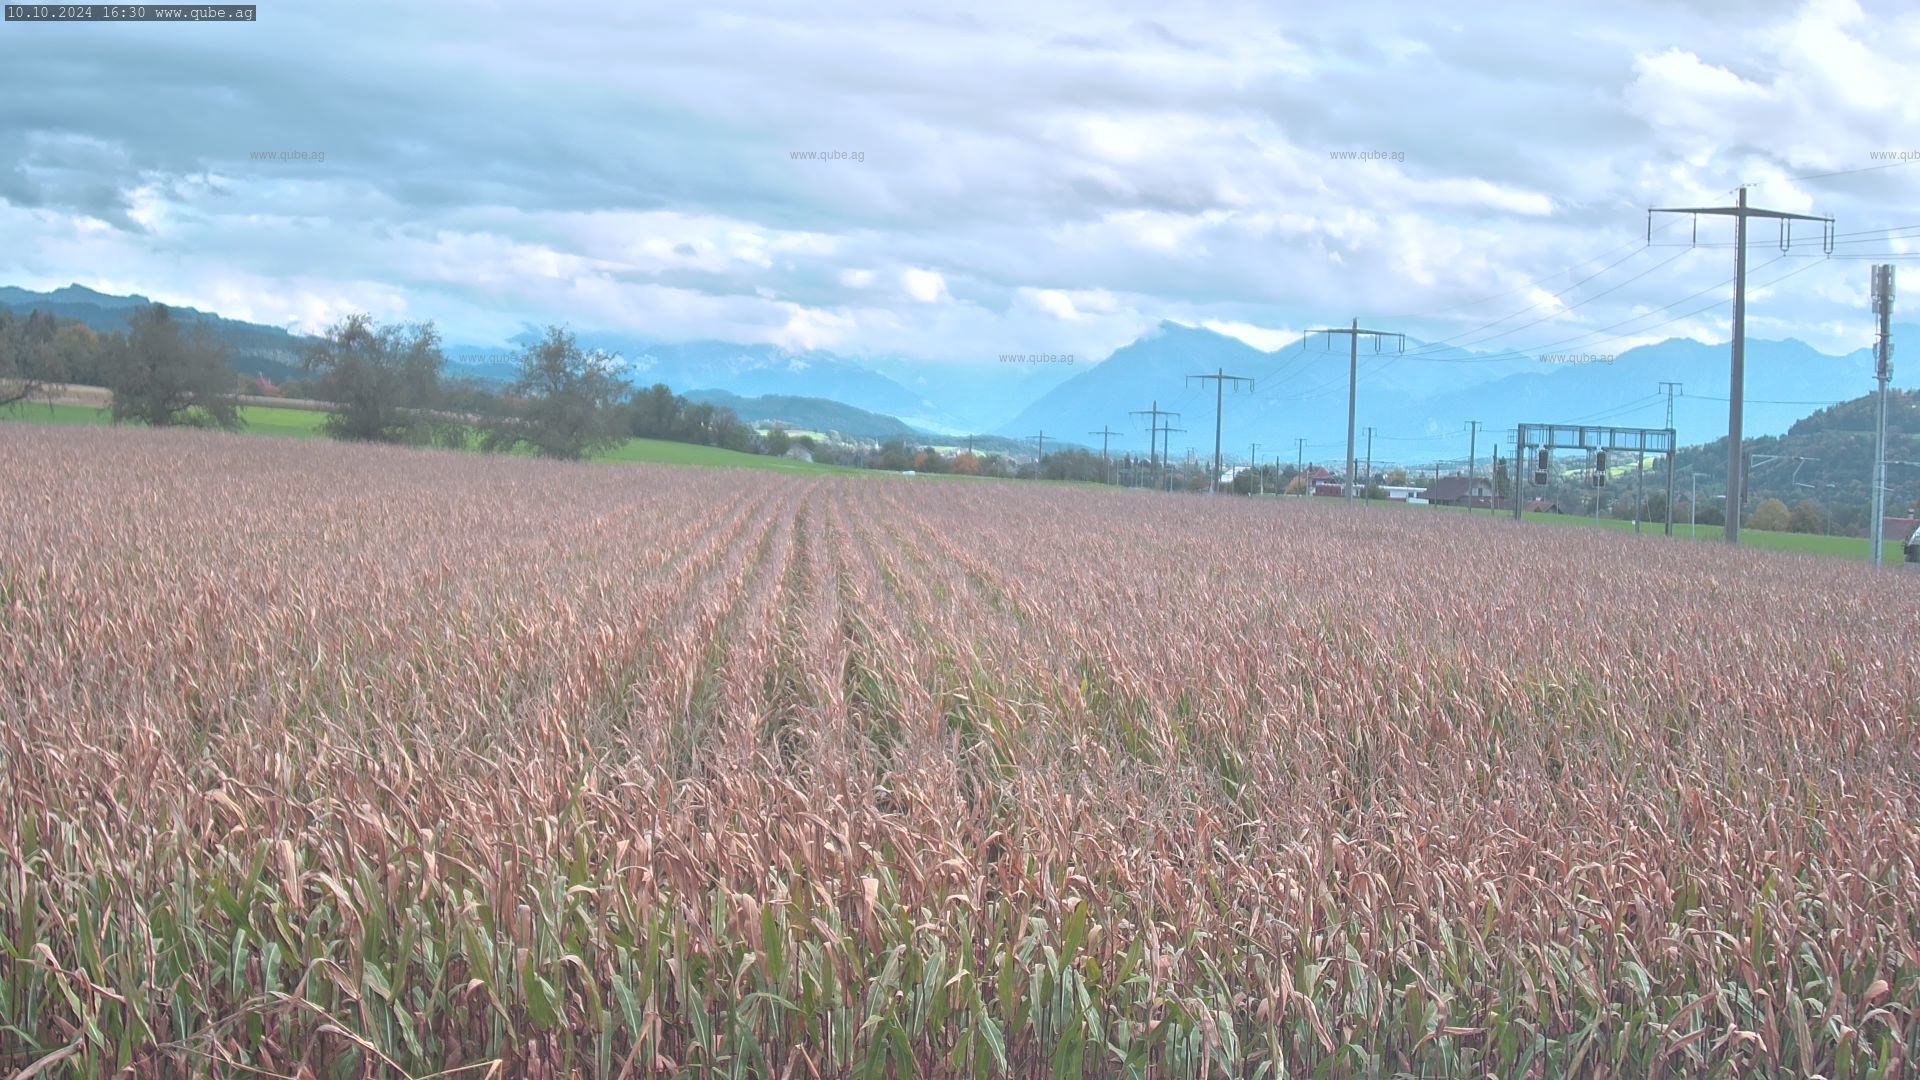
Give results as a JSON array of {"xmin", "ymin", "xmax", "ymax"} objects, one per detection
[
  {"xmin": 1344, "ymin": 495, "xmax": 1911, "ymax": 564},
  {"xmin": 598, "ymin": 437, "xmax": 861, "ymax": 474},
  {"xmin": 3, "ymin": 424, "xmax": 1917, "ymax": 1077},
  {"xmin": 1, "ymin": 401, "xmax": 854, "ymax": 475},
  {"xmin": 10, "ymin": 401, "xmax": 1908, "ymax": 566},
  {"xmin": 0, "ymin": 401, "xmax": 331, "ymax": 438}
]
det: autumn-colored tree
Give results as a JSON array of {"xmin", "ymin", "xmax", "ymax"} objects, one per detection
[
  {"xmin": 951, "ymin": 451, "xmax": 980, "ymax": 476},
  {"xmin": 1285, "ymin": 475, "xmax": 1308, "ymax": 495},
  {"xmin": 1787, "ymin": 500, "xmax": 1826, "ymax": 534},
  {"xmin": 1747, "ymin": 497, "xmax": 1791, "ymax": 532}
]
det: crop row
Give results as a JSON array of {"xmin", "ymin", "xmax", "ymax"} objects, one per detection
[{"xmin": 2, "ymin": 425, "xmax": 1917, "ymax": 1077}]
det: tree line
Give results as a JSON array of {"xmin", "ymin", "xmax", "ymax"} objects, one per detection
[
  {"xmin": 1, "ymin": 304, "xmax": 1140, "ymax": 480},
  {"xmin": 1, "ymin": 305, "xmax": 242, "ymax": 428},
  {"xmin": 0, "ymin": 307, "xmax": 811, "ymax": 462}
]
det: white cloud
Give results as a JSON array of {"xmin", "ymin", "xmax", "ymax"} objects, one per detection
[
  {"xmin": 902, "ymin": 267, "xmax": 950, "ymax": 303},
  {"xmin": 0, "ymin": 0, "xmax": 1915, "ymax": 365},
  {"xmin": 1201, "ymin": 320, "xmax": 1297, "ymax": 351},
  {"xmin": 1017, "ymin": 286, "xmax": 1121, "ymax": 321},
  {"xmin": 776, "ymin": 305, "xmax": 859, "ymax": 350}
]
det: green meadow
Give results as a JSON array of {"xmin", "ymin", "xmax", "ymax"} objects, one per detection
[
  {"xmin": 6, "ymin": 401, "xmax": 1911, "ymax": 561},
  {"xmin": 1, "ymin": 401, "xmax": 856, "ymax": 475}
]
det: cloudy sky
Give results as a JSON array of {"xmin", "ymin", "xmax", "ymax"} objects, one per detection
[{"xmin": 1, "ymin": 0, "xmax": 1916, "ymax": 367}]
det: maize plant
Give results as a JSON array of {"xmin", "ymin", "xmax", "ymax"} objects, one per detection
[{"xmin": 1, "ymin": 424, "xmax": 1917, "ymax": 1077}]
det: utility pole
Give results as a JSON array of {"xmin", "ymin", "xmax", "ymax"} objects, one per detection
[
  {"xmin": 1871, "ymin": 265, "xmax": 1896, "ymax": 564},
  {"xmin": 1635, "ymin": 451, "xmax": 1645, "ymax": 535},
  {"xmin": 1295, "ymin": 437, "xmax": 1305, "ymax": 493},
  {"xmin": 1131, "ymin": 401, "xmax": 1180, "ymax": 491},
  {"xmin": 1363, "ymin": 427, "xmax": 1374, "ymax": 505},
  {"xmin": 1249, "ymin": 442, "xmax": 1262, "ymax": 494},
  {"xmin": 1029, "ymin": 431, "xmax": 1046, "ymax": 472},
  {"xmin": 1659, "ymin": 381, "xmax": 1682, "ymax": 537},
  {"xmin": 1305, "ymin": 319, "xmax": 1405, "ymax": 505},
  {"xmin": 1162, "ymin": 427, "xmax": 1187, "ymax": 492},
  {"xmin": 1593, "ymin": 450, "xmax": 1602, "ymax": 523},
  {"xmin": 1649, "ymin": 188, "xmax": 1833, "ymax": 545},
  {"xmin": 1659, "ymin": 381, "xmax": 1683, "ymax": 433},
  {"xmin": 1089, "ymin": 425, "xmax": 1120, "ymax": 485},
  {"xmin": 1466, "ymin": 420, "xmax": 1482, "ymax": 514},
  {"xmin": 1691, "ymin": 472, "xmax": 1699, "ymax": 539},
  {"xmin": 1186, "ymin": 367, "xmax": 1255, "ymax": 494}
]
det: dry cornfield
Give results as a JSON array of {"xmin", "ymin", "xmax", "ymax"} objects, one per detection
[{"xmin": 2, "ymin": 424, "xmax": 1918, "ymax": 1079}]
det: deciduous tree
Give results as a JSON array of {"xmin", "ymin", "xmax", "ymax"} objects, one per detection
[
  {"xmin": 0, "ymin": 309, "xmax": 66, "ymax": 409},
  {"xmin": 1787, "ymin": 500, "xmax": 1825, "ymax": 535},
  {"xmin": 483, "ymin": 327, "xmax": 627, "ymax": 461},
  {"xmin": 1747, "ymin": 497, "xmax": 1791, "ymax": 533},
  {"xmin": 302, "ymin": 314, "xmax": 449, "ymax": 444},
  {"xmin": 106, "ymin": 304, "xmax": 241, "ymax": 429}
]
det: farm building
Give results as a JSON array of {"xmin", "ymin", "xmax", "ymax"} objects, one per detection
[{"xmin": 1418, "ymin": 477, "xmax": 1496, "ymax": 507}]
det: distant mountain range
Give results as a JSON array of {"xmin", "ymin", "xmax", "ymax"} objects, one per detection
[
  {"xmin": 682, "ymin": 390, "xmax": 921, "ymax": 442},
  {"xmin": 7, "ymin": 284, "xmax": 1914, "ymax": 464},
  {"xmin": 0, "ymin": 284, "xmax": 318, "ymax": 383},
  {"xmin": 995, "ymin": 320, "xmax": 1920, "ymax": 468}
]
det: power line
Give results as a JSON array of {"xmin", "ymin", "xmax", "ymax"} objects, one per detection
[
  {"xmin": 1088, "ymin": 425, "xmax": 1120, "ymax": 485},
  {"xmin": 1372, "ymin": 430, "xmax": 1462, "ymax": 442},
  {"xmin": 1432, "ymin": 254, "xmax": 1812, "ymax": 366},
  {"xmin": 1397, "ymin": 245, "xmax": 1662, "ymax": 354},
  {"xmin": 1681, "ymin": 393, "xmax": 1848, "ymax": 406},
  {"xmin": 1303, "ymin": 320, "xmax": 1405, "ymax": 506},
  {"xmin": 1829, "ymin": 222, "xmax": 1920, "ymax": 240},
  {"xmin": 1648, "ymin": 188, "xmax": 1834, "ymax": 545},
  {"xmin": 1365, "ymin": 218, "xmax": 1684, "ymax": 323},
  {"xmin": 1415, "ymin": 248, "xmax": 1698, "ymax": 355},
  {"xmin": 1353, "ymin": 250, "xmax": 1785, "ymax": 371},
  {"xmin": 1185, "ymin": 367, "xmax": 1254, "ymax": 494},
  {"xmin": 1129, "ymin": 401, "xmax": 1180, "ymax": 488},
  {"xmin": 1743, "ymin": 159, "xmax": 1915, "ymax": 188}
]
